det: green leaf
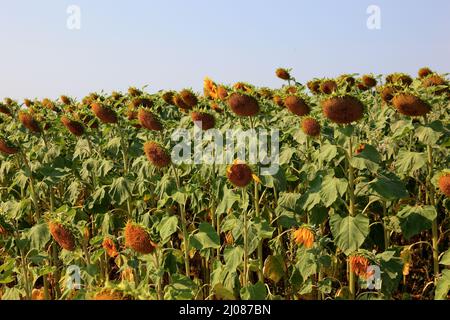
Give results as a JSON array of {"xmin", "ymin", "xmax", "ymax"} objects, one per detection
[
  {"xmin": 158, "ymin": 216, "xmax": 178, "ymax": 244},
  {"xmin": 240, "ymin": 282, "xmax": 267, "ymax": 300},
  {"xmin": 317, "ymin": 144, "xmax": 338, "ymax": 163},
  {"xmin": 27, "ymin": 223, "xmax": 50, "ymax": 251},
  {"xmin": 350, "ymin": 144, "xmax": 381, "ymax": 173},
  {"xmin": 263, "ymin": 255, "xmax": 286, "ymax": 284},
  {"xmin": 330, "ymin": 213, "xmax": 370, "ymax": 255},
  {"xmin": 109, "ymin": 177, "xmax": 131, "ymax": 205},
  {"xmin": 164, "ymin": 274, "xmax": 197, "ymax": 300},
  {"xmin": 397, "ymin": 205, "xmax": 437, "ymax": 240},
  {"xmin": 319, "ymin": 175, "xmax": 348, "ymax": 207},
  {"xmin": 435, "ymin": 270, "xmax": 450, "ymax": 300},
  {"xmin": 368, "ymin": 173, "xmax": 409, "ymax": 201},
  {"xmin": 190, "ymin": 222, "xmax": 220, "ymax": 250},
  {"xmin": 440, "ymin": 249, "xmax": 450, "ymax": 266},
  {"xmin": 415, "ymin": 125, "xmax": 442, "ymax": 145},
  {"xmin": 224, "ymin": 246, "xmax": 244, "ymax": 272},
  {"xmin": 395, "ymin": 151, "xmax": 427, "ymax": 177},
  {"xmin": 216, "ymin": 186, "xmax": 240, "ymax": 215}
]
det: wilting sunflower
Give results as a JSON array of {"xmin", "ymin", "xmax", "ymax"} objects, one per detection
[
  {"xmin": 138, "ymin": 108, "xmax": 162, "ymax": 131},
  {"xmin": 301, "ymin": 118, "xmax": 321, "ymax": 137},
  {"xmin": 392, "ymin": 93, "xmax": 431, "ymax": 117},
  {"xmin": 284, "ymin": 95, "xmax": 310, "ymax": 116},
  {"xmin": 227, "ymin": 93, "xmax": 260, "ymax": 117},
  {"xmin": 276, "ymin": 68, "xmax": 291, "ymax": 81},
  {"xmin": 60, "ymin": 95, "xmax": 71, "ymax": 105},
  {"xmin": 23, "ymin": 99, "xmax": 33, "ymax": 108},
  {"xmin": 173, "ymin": 94, "xmax": 191, "ymax": 110},
  {"xmin": 386, "ymin": 73, "xmax": 413, "ymax": 86},
  {"xmin": 322, "ymin": 96, "xmax": 364, "ymax": 124},
  {"xmin": 180, "ymin": 89, "xmax": 198, "ymax": 108},
  {"xmin": 162, "ymin": 91, "xmax": 175, "ymax": 105},
  {"xmin": 128, "ymin": 87, "xmax": 142, "ymax": 97},
  {"xmin": 204, "ymin": 77, "xmax": 218, "ymax": 100},
  {"xmin": 102, "ymin": 237, "xmax": 119, "ymax": 258},
  {"xmin": 144, "ymin": 141, "xmax": 171, "ymax": 168},
  {"xmin": 49, "ymin": 222, "xmax": 76, "ymax": 251},
  {"xmin": 226, "ymin": 160, "xmax": 258, "ymax": 188},
  {"xmin": 111, "ymin": 91, "xmax": 123, "ymax": 100},
  {"xmin": 124, "ymin": 221, "xmax": 157, "ymax": 254},
  {"xmin": 0, "ymin": 139, "xmax": 19, "ymax": 155},
  {"xmin": 320, "ymin": 80, "xmax": 338, "ymax": 94},
  {"xmin": 349, "ymin": 255, "xmax": 371, "ymax": 279},
  {"xmin": 258, "ymin": 88, "xmax": 273, "ymax": 99},
  {"xmin": 18, "ymin": 111, "xmax": 41, "ymax": 133},
  {"xmin": 356, "ymin": 82, "xmax": 369, "ymax": 91},
  {"xmin": 380, "ymin": 86, "xmax": 398, "ymax": 104},
  {"xmin": 293, "ymin": 226, "xmax": 315, "ymax": 248},
  {"xmin": 91, "ymin": 102, "xmax": 118, "ymax": 124},
  {"xmin": 217, "ymin": 86, "xmax": 228, "ymax": 100},
  {"xmin": 0, "ymin": 103, "xmax": 12, "ymax": 116},
  {"xmin": 307, "ymin": 80, "xmax": 321, "ymax": 94},
  {"xmin": 191, "ymin": 112, "xmax": 215, "ymax": 130},
  {"xmin": 438, "ymin": 173, "xmax": 450, "ymax": 197},
  {"xmin": 361, "ymin": 75, "xmax": 377, "ymax": 88},
  {"xmin": 42, "ymin": 98, "xmax": 56, "ymax": 111},
  {"xmin": 422, "ymin": 74, "xmax": 448, "ymax": 94},
  {"xmin": 418, "ymin": 67, "xmax": 433, "ymax": 79},
  {"xmin": 273, "ymin": 95, "xmax": 284, "ymax": 107},
  {"xmin": 60, "ymin": 116, "xmax": 85, "ymax": 137},
  {"xmin": 94, "ymin": 289, "xmax": 130, "ymax": 300}
]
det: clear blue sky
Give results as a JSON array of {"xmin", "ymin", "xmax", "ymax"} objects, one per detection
[{"xmin": 0, "ymin": 0, "xmax": 449, "ymax": 100}]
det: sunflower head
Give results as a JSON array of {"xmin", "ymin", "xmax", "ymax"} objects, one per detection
[
  {"xmin": 49, "ymin": 222, "xmax": 76, "ymax": 251},
  {"xmin": 0, "ymin": 138, "xmax": 19, "ymax": 155},
  {"xmin": 301, "ymin": 117, "xmax": 321, "ymax": 137},
  {"xmin": 284, "ymin": 95, "xmax": 310, "ymax": 116},
  {"xmin": 144, "ymin": 141, "xmax": 171, "ymax": 168},
  {"xmin": 293, "ymin": 226, "xmax": 315, "ymax": 248},
  {"xmin": 138, "ymin": 108, "xmax": 163, "ymax": 131},
  {"xmin": 0, "ymin": 103, "xmax": 12, "ymax": 116},
  {"xmin": 361, "ymin": 75, "xmax": 377, "ymax": 88},
  {"xmin": 307, "ymin": 80, "xmax": 321, "ymax": 94},
  {"xmin": 102, "ymin": 237, "xmax": 119, "ymax": 258},
  {"xmin": 18, "ymin": 111, "xmax": 41, "ymax": 133},
  {"xmin": 438, "ymin": 173, "xmax": 450, "ymax": 197},
  {"xmin": 392, "ymin": 93, "xmax": 431, "ymax": 117},
  {"xmin": 226, "ymin": 160, "xmax": 255, "ymax": 188},
  {"xmin": 322, "ymin": 95, "xmax": 364, "ymax": 124},
  {"xmin": 227, "ymin": 93, "xmax": 260, "ymax": 117},
  {"xmin": 124, "ymin": 221, "xmax": 157, "ymax": 254},
  {"xmin": 349, "ymin": 255, "xmax": 371, "ymax": 279},
  {"xmin": 180, "ymin": 89, "xmax": 199, "ymax": 108},
  {"xmin": 191, "ymin": 112, "xmax": 215, "ymax": 130},
  {"xmin": 162, "ymin": 91, "xmax": 175, "ymax": 105},
  {"xmin": 276, "ymin": 68, "xmax": 291, "ymax": 80},
  {"xmin": 91, "ymin": 102, "xmax": 118, "ymax": 124},
  {"xmin": 418, "ymin": 67, "xmax": 433, "ymax": 79},
  {"xmin": 128, "ymin": 87, "xmax": 142, "ymax": 97},
  {"xmin": 217, "ymin": 86, "xmax": 229, "ymax": 100},
  {"xmin": 61, "ymin": 116, "xmax": 85, "ymax": 137},
  {"xmin": 320, "ymin": 80, "xmax": 338, "ymax": 94},
  {"xmin": 60, "ymin": 95, "xmax": 71, "ymax": 105}
]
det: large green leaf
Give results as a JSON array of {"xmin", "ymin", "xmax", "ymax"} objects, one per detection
[
  {"xmin": 190, "ymin": 222, "xmax": 220, "ymax": 250},
  {"xmin": 158, "ymin": 216, "xmax": 178, "ymax": 244},
  {"xmin": 435, "ymin": 270, "xmax": 450, "ymax": 300},
  {"xmin": 368, "ymin": 173, "xmax": 409, "ymax": 201},
  {"xmin": 395, "ymin": 151, "xmax": 427, "ymax": 177},
  {"xmin": 27, "ymin": 223, "xmax": 50, "ymax": 251},
  {"xmin": 240, "ymin": 282, "xmax": 267, "ymax": 300},
  {"xmin": 263, "ymin": 255, "xmax": 286, "ymax": 284},
  {"xmin": 397, "ymin": 205, "xmax": 437, "ymax": 239},
  {"xmin": 415, "ymin": 124, "xmax": 442, "ymax": 145},
  {"xmin": 224, "ymin": 246, "xmax": 244, "ymax": 272},
  {"xmin": 440, "ymin": 249, "xmax": 450, "ymax": 266},
  {"xmin": 330, "ymin": 213, "xmax": 370, "ymax": 255}
]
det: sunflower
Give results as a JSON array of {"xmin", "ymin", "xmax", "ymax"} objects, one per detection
[
  {"xmin": 0, "ymin": 139, "xmax": 19, "ymax": 155},
  {"xmin": 49, "ymin": 222, "xmax": 76, "ymax": 251},
  {"xmin": 91, "ymin": 102, "xmax": 118, "ymax": 124},
  {"xmin": 162, "ymin": 91, "xmax": 175, "ymax": 105},
  {"xmin": 124, "ymin": 221, "xmax": 157, "ymax": 254},
  {"xmin": 128, "ymin": 87, "xmax": 142, "ymax": 97},
  {"xmin": 102, "ymin": 237, "xmax": 119, "ymax": 258},
  {"xmin": 392, "ymin": 94, "xmax": 431, "ymax": 117},
  {"xmin": 349, "ymin": 255, "xmax": 371, "ymax": 279},
  {"xmin": 204, "ymin": 77, "xmax": 218, "ymax": 100},
  {"xmin": 301, "ymin": 118, "xmax": 321, "ymax": 137},
  {"xmin": 361, "ymin": 75, "xmax": 377, "ymax": 88},
  {"xmin": 227, "ymin": 93, "xmax": 260, "ymax": 117},
  {"xmin": 322, "ymin": 96, "xmax": 364, "ymax": 124},
  {"xmin": 293, "ymin": 226, "xmax": 315, "ymax": 248},
  {"xmin": 276, "ymin": 68, "xmax": 291, "ymax": 80},
  {"xmin": 320, "ymin": 80, "xmax": 338, "ymax": 94},
  {"xmin": 438, "ymin": 173, "xmax": 450, "ymax": 197},
  {"xmin": 144, "ymin": 141, "xmax": 171, "ymax": 168},
  {"xmin": 18, "ymin": 111, "xmax": 41, "ymax": 133},
  {"xmin": 60, "ymin": 95, "xmax": 71, "ymax": 105},
  {"xmin": 23, "ymin": 99, "xmax": 33, "ymax": 107},
  {"xmin": 138, "ymin": 108, "xmax": 163, "ymax": 131},
  {"xmin": 61, "ymin": 116, "xmax": 85, "ymax": 137},
  {"xmin": 217, "ymin": 86, "xmax": 228, "ymax": 100},
  {"xmin": 307, "ymin": 80, "xmax": 321, "ymax": 94},
  {"xmin": 273, "ymin": 95, "xmax": 284, "ymax": 107},
  {"xmin": 0, "ymin": 103, "xmax": 12, "ymax": 116},
  {"xmin": 284, "ymin": 95, "xmax": 310, "ymax": 116},
  {"xmin": 191, "ymin": 112, "xmax": 215, "ymax": 130},
  {"xmin": 226, "ymin": 160, "xmax": 255, "ymax": 188},
  {"xmin": 180, "ymin": 89, "xmax": 198, "ymax": 108},
  {"xmin": 418, "ymin": 67, "xmax": 433, "ymax": 79}
]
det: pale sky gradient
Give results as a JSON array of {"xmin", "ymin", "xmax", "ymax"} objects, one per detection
[{"xmin": 0, "ymin": 0, "xmax": 449, "ymax": 100}]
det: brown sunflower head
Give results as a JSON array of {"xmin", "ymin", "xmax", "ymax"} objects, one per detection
[
  {"xmin": 380, "ymin": 86, "xmax": 398, "ymax": 104},
  {"xmin": 320, "ymin": 80, "xmax": 338, "ymax": 94},
  {"xmin": 349, "ymin": 255, "xmax": 371, "ymax": 279},
  {"xmin": 361, "ymin": 75, "xmax": 377, "ymax": 88},
  {"xmin": 91, "ymin": 102, "xmax": 118, "ymax": 124},
  {"xmin": 102, "ymin": 237, "xmax": 119, "ymax": 258},
  {"xmin": 0, "ymin": 139, "xmax": 19, "ymax": 155},
  {"xmin": 418, "ymin": 67, "xmax": 433, "ymax": 79},
  {"xmin": 273, "ymin": 95, "xmax": 284, "ymax": 107},
  {"xmin": 180, "ymin": 89, "xmax": 198, "ymax": 108},
  {"xmin": 124, "ymin": 221, "xmax": 157, "ymax": 254},
  {"xmin": 191, "ymin": 112, "xmax": 215, "ymax": 130},
  {"xmin": 227, "ymin": 93, "xmax": 260, "ymax": 117},
  {"xmin": 111, "ymin": 91, "xmax": 123, "ymax": 100},
  {"xmin": 42, "ymin": 98, "xmax": 56, "ymax": 111},
  {"xmin": 293, "ymin": 226, "xmax": 315, "ymax": 248},
  {"xmin": 173, "ymin": 94, "xmax": 191, "ymax": 110},
  {"xmin": 49, "ymin": 222, "xmax": 76, "ymax": 251},
  {"xmin": 162, "ymin": 91, "xmax": 175, "ymax": 105},
  {"xmin": 18, "ymin": 111, "xmax": 41, "ymax": 133},
  {"xmin": 307, "ymin": 80, "xmax": 321, "ymax": 94},
  {"xmin": 60, "ymin": 95, "xmax": 71, "ymax": 105},
  {"xmin": 226, "ymin": 162, "xmax": 253, "ymax": 188},
  {"xmin": 128, "ymin": 87, "xmax": 142, "ymax": 97},
  {"xmin": 422, "ymin": 75, "xmax": 448, "ymax": 94},
  {"xmin": 4, "ymin": 98, "xmax": 13, "ymax": 106},
  {"xmin": 0, "ymin": 104, "xmax": 12, "ymax": 116},
  {"xmin": 357, "ymin": 82, "xmax": 369, "ymax": 91},
  {"xmin": 386, "ymin": 73, "xmax": 413, "ymax": 86},
  {"xmin": 392, "ymin": 93, "xmax": 431, "ymax": 117},
  {"xmin": 284, "ymin": 95, "xmax": 310, "ymax": 116},
  {"xmin": 210, "ymin": 102, "xmax": 224, "ymax": 113},
  {"xmin": 23, "ymin": 99, "xmax": 33, "ymax": 107},
  {"xmin": 130, "ymin": 97, "xmax": 153, "ymax": 109},
  {"xmin": 276, "ymin": 68, "xmax": 291, "ymax": 80},
  {"xmin": 322, "ymin": 96, "xmax": 364, "ymax": 124},
  {"xmin": 301, "ymin": 117, "xmax": 321, "ymax": 137},
  {"xmin": 138, "ymin": 108, "xmax": 163, "ymax": 131},
  {"xmin": 144, "ymin": 141, "xmax": 171, "ymax": 168},
  {"xmin": 438, "ymin": 173, "xmax": 450, "ymax": 197},
  {"xmin": 258, "ymin": 88, "xmax": 273, "ymax": 99},
  {"xmin": 217, "ymin": 86, "xmax": 228, "ymax": 100},
  {"xmin": 60, "ymin": 116, "xmax": 85, "ymax": 137}
]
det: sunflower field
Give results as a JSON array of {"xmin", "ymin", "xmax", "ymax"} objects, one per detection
[{"xmin": 0, "ymin": 68, "xmax": 449, "ymax": 301}]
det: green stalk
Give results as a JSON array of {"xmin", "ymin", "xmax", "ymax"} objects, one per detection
[
  {"xmin": 117, "ymin": 126, "xmax": 133, "ymax": 219},
  {"xmin": 154, "ymin": 250, "xmax": 164, "ymax": 300},
  {"xmin": 172, "ymin": 165, "xmax": 190, "ymax": 277},
  {"xmin": 346, "ymin": 135, "xmax": 356, "ymax": 300},
  {"xmin": 426, "ymin": 144, "xmax": 439, "ymax": 278},
  {"xmin": 242, "ymin": 188, "xmax": 249, "ymax": 286},
  {"xmin": 20, "ymin": 152, "xmax": 40, "ymax": 221}
]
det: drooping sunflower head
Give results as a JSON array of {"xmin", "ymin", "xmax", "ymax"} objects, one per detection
[
  {"xmin": 227, "ymin": 93, "xmax": 260, "ymax": 117},
  {"xmin": 180, "ymin": 89, "xmax": 199, "ymax": 108},
  {"xmin": 276, "ymin": 68, "xmax": 291, "ymax": 81},
  {"xmin": 60, "ymin": 95, "xmax": 71, "ymax": 105},
  {"xmin": 272, "ymin": 95, "xmax": 284, "ymax": 107},
  {"xmin": 349, "ymin": 254, "xmax": 371, "ymax": 279},
  {"xmin": 162, "ymin": 91, "xmax": 175, "ymax": 105},
  {"xmin": 322, "ymin": 95, "xmax": 364, "ymax": 124},
  {"xmin": 102, "ymin": 237, "xmax": 119, "ymax": 258},
  {"xmin": 301, "ymin": 117, "xmax": 321, "ymax": 137},
  {"xmin": 23, "ymin": 99, "xmax": 33, "ymax": 108},
  {"xmin": 49, "ymin": 221, "xmax": 76, "ymax": 251},
  {"xmin": 217, "ymin": 86, "xmax": 229, "ymax": 100},
  {"xmin": 191, "ymin": 112, "xmax": 215, "ymax": 130},
  {"xmin": 418, "ymin": 67, "xmax": 433, "ymax": 79},
  {"xmin": 386, "ymin": 73, "xmax": 413, "ymax": 86},
  {"xmin": 91, "ymin": 102, "xmax": 118, "ymax": 124},
  {"xmin": 284, "ymin": 95, "xmax": 310, "ymax": 117},
  {"xmin": 361, "ymin": 75, "xmax": 377, "ymax": 88},
  {"xmin": 307, "ymin": 80, "xmax": 321, "ymax": 95},
  {"xmin": 226, "ymin": 160, "xmax": 254, "ymax": 188},
  {"xmin": 0, "ymin": 138, "xmax": 19, "ymax": 155},
  {"xmin": 138, "ymin": 108, "xmax": 163, "ymax": 131},
  {"xmin": 60, "ymin": 116, "xmax": 85, "ymax": 137},
  {"xmin": 144, "ymin": 141, "xmax": 171, "ymax": 168},
  {"xmin": 18, "ymin": 111, "xmax": 41, "ymax": 133},
  {"xmin": 293, "ymin": 226, "xmax": 315, "ymax": 249},
  {"xmin": 320, "ymin": 80, "xmax": 338, "ymax": 95},
  {"xmin": 128, "ymin": 87, "xmax": 142, "ymax": 97},
  {"xmin": 0, "ymin": 103, "xmax": 12, "ymax": 116},
  {"xmin": 392, "ymin": 93, "xmax": 431, "ymax": 117},
  {"xmin": 124, "ymin": 221, "xmax": 157, "ymax": 255}
]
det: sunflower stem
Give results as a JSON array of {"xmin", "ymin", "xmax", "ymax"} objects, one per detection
[
  {"xmin": 20, "ymin": 151, "xmax": 40, "ymax": 221},
  {"xmin": 242, "ymin": 188, "xmax": 249, "ymax": 286},
  {"xmin": 346, "ymin": 134, "xmax": 356, "ymax": 300}
]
